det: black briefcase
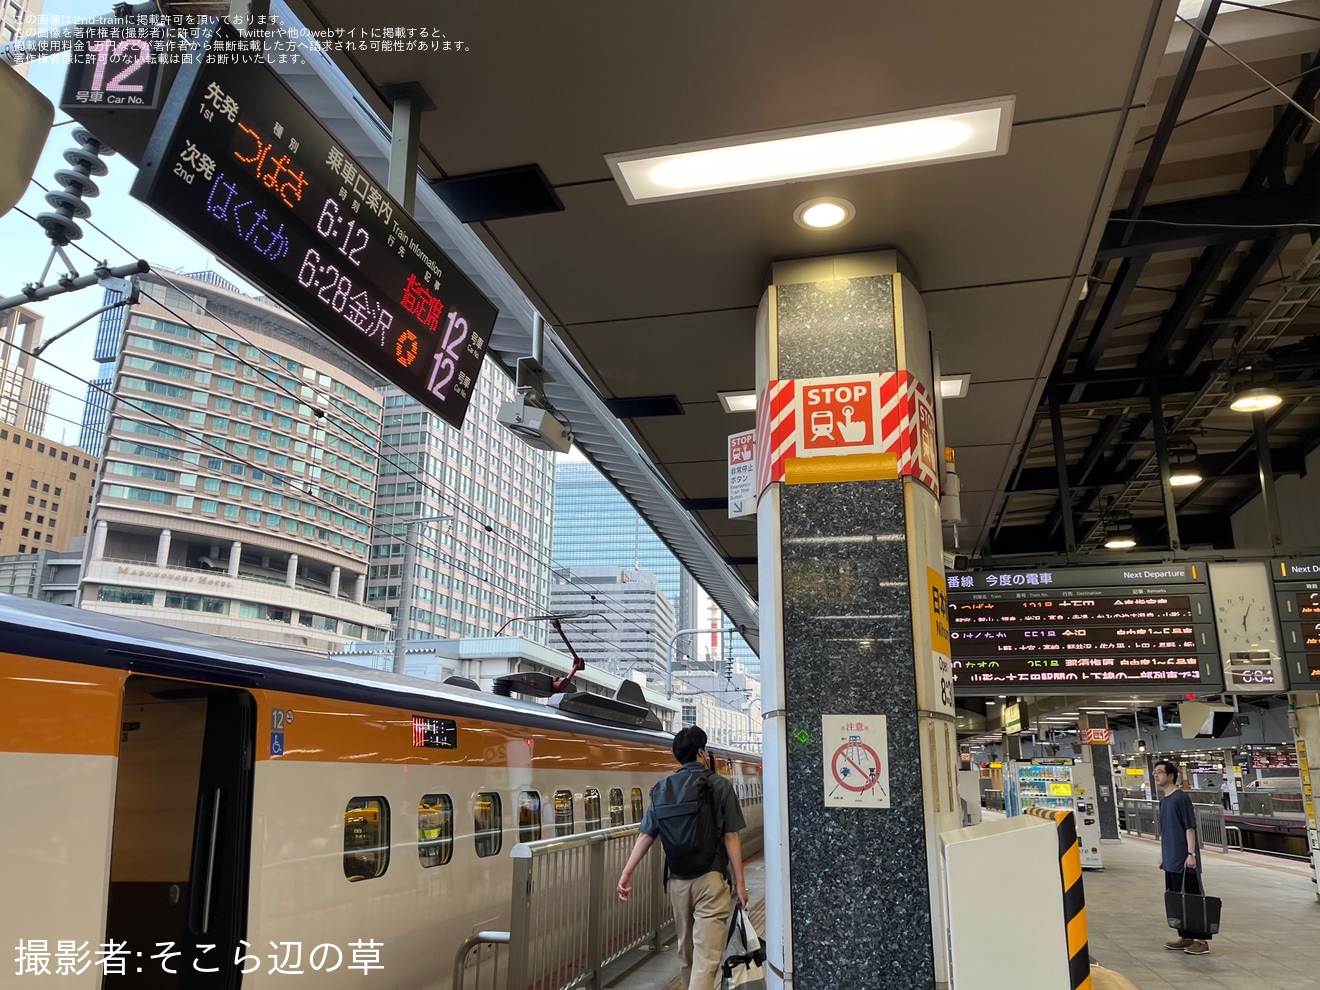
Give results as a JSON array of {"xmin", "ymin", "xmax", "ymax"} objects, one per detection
[{"xmin": 1164, "ymin": 869, "xmax": 1222, "ymax": 935}]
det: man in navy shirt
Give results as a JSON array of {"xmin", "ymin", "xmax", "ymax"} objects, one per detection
[
  {"xmin": 617, "ymin": 727, "xmax": 748, "ymax": 990},
  {"xmin": 1155, "ymin": 760, "xmax": 1212, "ymax": 955}
]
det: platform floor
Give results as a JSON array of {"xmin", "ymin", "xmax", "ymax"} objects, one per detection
[
  {"xmin": 1084, "ymin": 834, "xmax": 1318, "ymax": 990},
  {"xmin": 603, "ymin": 855, "xmax": 766, "ymax": 990},
  {"xmin": 608, "ymin": 835, "xmax": 1318, "ymax": 990}
]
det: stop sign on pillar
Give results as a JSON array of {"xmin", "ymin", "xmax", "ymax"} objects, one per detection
[{"xmin": 797, "ymin": 374, "xmax": 885, "ymax": 455}]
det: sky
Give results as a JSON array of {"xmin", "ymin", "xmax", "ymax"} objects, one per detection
[{"xmin": 2, "ymin": 0, "xmax": 254, "ymax": 445}]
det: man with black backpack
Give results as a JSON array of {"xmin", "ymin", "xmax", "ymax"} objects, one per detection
[{"xmin": 617, "ymin": 726, "xmax": 749, "ymax": 990}]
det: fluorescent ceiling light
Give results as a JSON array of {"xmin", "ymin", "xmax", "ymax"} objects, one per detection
[
  {"xmin": 940, "ymin": 374, "xmax": 971, "ymax": 399},
  {"xmin": 1169, "ymin": 470, "xmax": 1202, "ymax": 487},
  {"xmin": 606, "ymin": 96, "xmax": 1015, "ymax": 204},
  {"xmin": 718, "ymin": 390, "xmax": 757, "ymax": 414}
]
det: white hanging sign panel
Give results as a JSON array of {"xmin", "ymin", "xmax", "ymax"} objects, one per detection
[
  {"xmin": 823, "ymin": 714, "xmax": 891, "ymax": 808},
  {"xmin": 728, "ymin": 429, "xmax": 756, "ymax": 517}
]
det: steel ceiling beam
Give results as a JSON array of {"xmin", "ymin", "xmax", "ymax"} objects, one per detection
[
  {"xmin": 1097, "ymin": 186, "xmax": 1312, "ymax": 258},
  {"xmin": 1175, "ymin": 401, "xmax": 1302, "ymax": 511},
  {"xmin": 1009, "ymin": 448, "xmax": 1305, "ymax": 494},
  {"xmin": 1066, "ymin": 0, "xmax": 1221, "ymax": 403}
]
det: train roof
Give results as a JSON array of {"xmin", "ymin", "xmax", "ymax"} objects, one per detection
[{"xmin": 0, "ymin": 595, "xmax": 709, "ymax": 749}]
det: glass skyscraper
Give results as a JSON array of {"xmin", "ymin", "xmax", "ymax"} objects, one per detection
[{"xmin": 551, "ymin": 457, "xmax": 698, "ymax": 633}]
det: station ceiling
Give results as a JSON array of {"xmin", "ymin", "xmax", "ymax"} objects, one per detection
[{"xmin": 279, "ymin": 0, "xmax": 1319, "ymax": 616}]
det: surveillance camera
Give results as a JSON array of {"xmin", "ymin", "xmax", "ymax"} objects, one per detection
[
  {"xmin": 942, "ymin": 550, "xmax": 969, "ymax": 572},
  {"xmin": 497, "ymin": 394, "xmax": 573, "ymax": 453}
]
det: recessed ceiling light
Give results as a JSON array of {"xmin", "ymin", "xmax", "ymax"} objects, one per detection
[
  {"xmin": 718, "ymin": 390, "xmax": 757, "ymax": 414},
  {"xmin": 606, "ymin": 96, "xmax": 1015, "ymax": 204},
  {"xmin": 794, "ymin": 197, "xmax": 855, "ymax": 229},
  {"xmin": 939, "ymin": 374, "xmax": 971, "ymax": 399}
]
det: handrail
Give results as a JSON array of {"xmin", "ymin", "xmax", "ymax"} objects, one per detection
[
  {"xmin": 453, "ymin": 931, "xmax": 510, "ymax": 990},
  {"xmin": 503, "ymin": 823, "xmax": 671, "ymax": 990}
]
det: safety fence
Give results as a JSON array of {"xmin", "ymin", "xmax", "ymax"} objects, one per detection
[
  {"xmin": 1119, "ymin": 800, "xmax": 1243, "ymax": 852},
  {"xmin": 454, "ymin": 824, "xmax": 674, "ymax": 990}
]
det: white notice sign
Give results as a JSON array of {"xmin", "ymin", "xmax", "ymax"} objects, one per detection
[
  {"xmin": 728, "ymin": 430, "xmax": 756, "ymax": 517},
  {"xmin": 822, "ymin": 714, "xmax": 891, "ymax": 808}
]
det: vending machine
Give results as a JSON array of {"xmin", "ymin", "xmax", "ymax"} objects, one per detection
[{"xmin": 1006, "ymin": 758, "xmax": 1104, "ymax": 869}]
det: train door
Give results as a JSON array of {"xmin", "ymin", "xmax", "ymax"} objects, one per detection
[{"xmin": 104, "ymin": 676, "xmax": 255, "ymax": 989}]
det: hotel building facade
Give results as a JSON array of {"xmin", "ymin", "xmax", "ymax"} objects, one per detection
[{"xmin": 76, "ymin": 270, "xmax": 392, "ymax": 652}]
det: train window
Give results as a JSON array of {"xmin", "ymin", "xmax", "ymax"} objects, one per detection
[
  {"xmin": 608, "ymin": 788, "xmax": 625, "ymax": 826},
  {"xmin": 518, "ymin": 791, "xmax": 542, "ymax": 843},
  {"xmin": 629, "ymin": 788, "xmax": 644, "ymax": 824},
  {"xmin": 343, "ymin": 797, "xmax": 390, "ymax": 881},
  {"xmin": 474, "ymin": 792, "xmax": 503, "ymax": 858},
  {"xmin": 418, "ymin": 794, "xmax": 453, "ymax": 868},
  {"xmin": 584, "ymin": 789, "xmax": 602, "ymax": 832},
  {"xmin": 553, "ymin": 789, "xmax": 575, "ymax": 836}
]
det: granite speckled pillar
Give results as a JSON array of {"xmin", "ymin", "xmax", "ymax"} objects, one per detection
[
  {"xmin": 1079, "ymin": 712, "xmax": 1121, "ymax": 840},
  {"xmin": 757, "ymin": 252, "xmax": 960, "ymax": 990}
]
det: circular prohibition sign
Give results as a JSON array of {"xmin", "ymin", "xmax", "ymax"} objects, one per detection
[{"xmin": 831, "ymin": 741, "xmax": 882, "ymax": 793}]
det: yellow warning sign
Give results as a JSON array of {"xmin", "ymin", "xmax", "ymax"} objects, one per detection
[{"xmin": 928, "ymin": 567, "xmax": 950, "ymax": 657}]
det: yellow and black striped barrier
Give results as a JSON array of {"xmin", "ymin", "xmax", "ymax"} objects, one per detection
[{"xmin": 1025, "ymin": 807, "xmax": 1091, "ymax": 990}]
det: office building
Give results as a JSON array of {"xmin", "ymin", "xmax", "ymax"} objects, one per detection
[
  {"xmin": 367, "ymin": 372, "xmax": 555, "ymax": 645},
  {"xmin": 1, "ymin": 0, "xmax": 43, "ymax": 71},
  {"xmin": 0, "ymin": 543, "xmax": 83, "ymax": 604},
  {"xmin": 0, "ymin": 425, "xmax": 95, "ymax": 557},
  {"xmin": 549, "ymin": 566, "xmax": 677, "ymax": 674},
  {"xmin": 552, "ymin": 457, "xmax": 699, "ymax": 631},
  {"xmin": 76, "ymin": 269, "xmax": 392, "ymax": 652},
  {"xmin": 0, "ymin": 307, "xmax": 50, "ymax": 434}
]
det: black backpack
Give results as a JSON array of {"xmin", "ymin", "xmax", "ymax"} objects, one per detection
[{"xmin": 650, "ymin": 769, "xmax": 724, "ymax": 882}]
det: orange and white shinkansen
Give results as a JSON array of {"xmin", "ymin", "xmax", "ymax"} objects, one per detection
[{"xmin": 0, "ymin": 596, "xmax": 763, "ymax": 988}]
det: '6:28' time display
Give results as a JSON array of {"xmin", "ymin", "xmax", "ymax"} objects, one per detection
[{"xmin": 131, "ymin": 19, "xmax": 498, "ymax": 430}]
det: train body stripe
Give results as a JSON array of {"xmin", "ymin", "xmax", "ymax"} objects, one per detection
[{"xmin": 0, "ymin": 655, "xmax": 124, "ymax": 756}]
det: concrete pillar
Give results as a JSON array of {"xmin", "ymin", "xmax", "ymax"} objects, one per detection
[
  {"xmin": 286, "ymin": 554, "xmax": 298, "ymax": 588},
  {"xmin": 756, "ymin": 252, "xmax": 957, "ymax": 989},
  {"xmin": 1003, "ymin": 733, "xmax": 1023, "ymax": 761},
  {"xmin": 354, "ymin": 574, "xmax": 366, "ymax": 605},
  {"xmin": 1079, "ymin": 712, "xmax": 1120, "ymax": 840},
  {"xmin": 1289, "ymin": 692, "xmax": 1320, "ymax": 899},
  {"xmin": 329, "ymin": 565, "xmax": 342, "ymax": 598},
  {"xmin": 155, "ymin": 529, "xmax": 171, "ymax": 568},
  {"xmin": 229, "ymin": 540, "xmax": 241, "ymax": 578},
  {"xmin": 90, "ymin": 519, "xmax": 108, "ymax": 561}
]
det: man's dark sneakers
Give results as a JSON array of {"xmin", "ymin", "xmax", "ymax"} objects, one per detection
[
  {"xmin": 1184, "ymin": 940, "xmax": 1210, "ymax": 955},
  {"xmin": 1164, "ymin": 938, "xmax": 1192, "ymax": 950}
]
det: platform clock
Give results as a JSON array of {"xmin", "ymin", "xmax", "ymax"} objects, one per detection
[{"xmin": 1209, "ymin": 561, "xmax": 1285, "ymax": 691}]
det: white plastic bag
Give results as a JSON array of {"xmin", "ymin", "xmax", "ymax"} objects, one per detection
[{"xmin": 721, "ymin": 903, "xmax": 766, "ymax": 990}]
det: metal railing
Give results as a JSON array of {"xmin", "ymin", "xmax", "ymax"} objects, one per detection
[
  {"xmin": 453, "ymin": 932, "xmax": 510, "ymax": 990},
  {"xmin": 453, "ymin": 824, "xmax": 673, "ymax": 990},
  {"xmin": 1119, "ymin": 799, "xmax": 1242, "ymax": 854}
]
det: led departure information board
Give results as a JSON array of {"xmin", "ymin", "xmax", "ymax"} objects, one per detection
[
  {"xmin": 1273, "ymin": 558, "xmax": 1320, "ymax": 686},
  {"xmin": 132, "ymin": 20, "xmax": 497, "ymax": 430},
  {"xmin": 949, "ymin": 564, "xmax": 1222, "ymax": 693}
]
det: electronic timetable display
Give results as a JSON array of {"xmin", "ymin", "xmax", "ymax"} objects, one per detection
[
  {"xmin": 1272, "ymin": 558, "xmax": 1320, "ymax": 686},
  {"xmin": 948, "ymin": 564, "xmax": 1222, "ymax": 693},
  {"xmin": 131, "ymin": 20, "xmax": 498, "ymax": 430}
]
